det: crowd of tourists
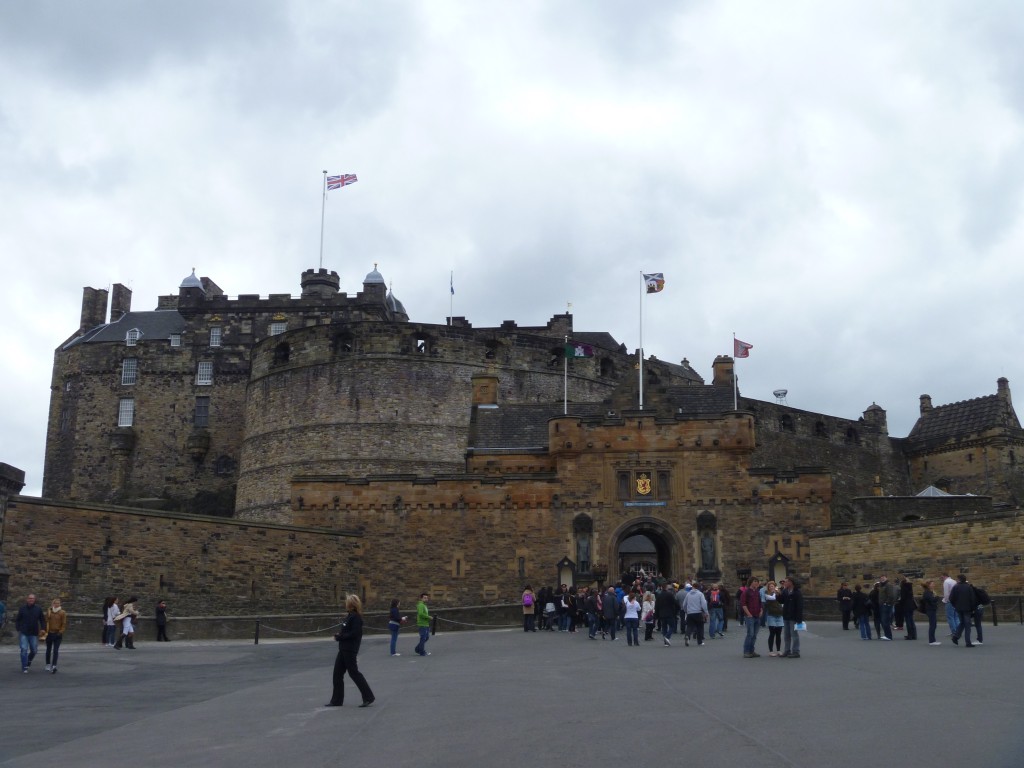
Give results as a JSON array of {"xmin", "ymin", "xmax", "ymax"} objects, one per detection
[{"xmin": 520, "ymin": 567, "xmax": 990, "ymax": 657}]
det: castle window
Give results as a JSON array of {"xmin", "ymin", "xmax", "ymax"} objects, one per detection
[
  {"xmin": 270, "ymin": 321, "xmax": 287, "ymax": 336},
  {"xmin": 196, "ymin": 361, "xmax": 213, "ymax": 386},
  {"xmin": 815, "ymin": 421, "xmax": 828, "ymax": 438},
  {"xmin": 518, "ymin": 557, "xmax": 526, "ymax": 578},
  {"xmin": 333, "ymin": 333, "xmax": 355, "ymax": 355},
  {"xmin": 209, "ymin": 327, "xmax": 222, "ymax": 347},
  {"xmin": 59, "ymin": 408, "xmax": 70, "ymax": 433},
  {"xmin": 64, "ymin": 380, "xmax": 72, "ymax": 392},
  {"xmin": 169, "ymin": 333, "xmax": 182, "ymax": 348},
  {"xmin": 194, "ymin": 396, "xmax": 210, "ymax": 427},
  {"xmin": 657, "ymin": 471, "xmax": 671, "ymax": 500},
  {"xmin": 780, "ymin": 414, "xmax": 795, "ymax": 432},
  {"xmin": 126, "ymin": 329, "xmax": 140, "ymax": 347},
  {"xmin": 617, "ymin": 471, "xmax": 630, "ymax": 500},
  {"xmin": 121, "ymin": 358, "xmax": 138, "ymax": 386},
  {"xmin": 273, "ymin": 342, "xmax": 290, "ymax": 365},
  {"xmin": 845, "ymin": 427, "xmax": 860, "ymax": 445},
  {"xmin": 415, "ymin": 336, "xmax": 429, "ymax": 354},
  {"xmin": 600, "ymin": 358, "xmax": 615, "ymax": 377},
  {"xmin": 117, "ymin": 397, "xmax": 135, "ymax": 427},
  {"xmin": 967, "ymin": 453, "xmax": 973, "ymax": 463}
]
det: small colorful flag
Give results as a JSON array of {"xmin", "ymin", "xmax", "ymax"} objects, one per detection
[
  {"xmin": 327, "ymin": 173, "xmax": 358, "ymax": 190},
  {"xmin": 734, "ymin": 338, "xmax": 753, "ymax": 358},
  {"xmin": 643, "ymin": 272, "xmax": 665, "ymax": 293},
  {"xmin": 565, "ymin": 342, "xmax": 594, "ymax": 358}
]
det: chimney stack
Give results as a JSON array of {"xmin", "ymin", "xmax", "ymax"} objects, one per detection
[
  {"xmin": 79, "ymin": 287, "xmax": 109, "ymax": 332},
  {"xmin": 110, "ymin": 284, "xmax": 132, "ymax": 322}
]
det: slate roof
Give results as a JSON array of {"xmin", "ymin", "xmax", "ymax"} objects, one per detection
[
  {"xmin": 470, "ymin": 402, "xmax": 608, "ymax": 451},
  {"xmin": 906, "ymin": 393, "xmax": 1022, "ymax": 448},
  {"xmin": 63, "ymin": 310, "xmax": 188, "ymax": 349},
  {"xmin": 668, "ymin": 385, "xmax": 737, "ymax": 416}
]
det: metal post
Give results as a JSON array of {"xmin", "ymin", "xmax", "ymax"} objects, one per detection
[
  {"xmin": 431, "ymin": 614, "xmax": 437, "ymax": 636},
  {"xmin": 254, "ymin": 619, "xmax": 260, "ymax": 645}
]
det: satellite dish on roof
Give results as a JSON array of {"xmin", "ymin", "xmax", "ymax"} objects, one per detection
[{"xmin": 773, "ymin": 389, "xmax": 788, "ymax": 404}]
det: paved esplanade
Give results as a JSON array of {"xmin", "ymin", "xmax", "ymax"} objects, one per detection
[{"xmin": 2, "ymin": 622, "xmax": 1022, "ymax": 767}]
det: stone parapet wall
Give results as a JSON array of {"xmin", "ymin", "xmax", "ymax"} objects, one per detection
[
  {"xmin": 3, "ymin": 497, "xmax": 361, "ymax": 617},
  {"xmin": 809, "ymin": 510, "xmax": 1024, "ymax": 596}
]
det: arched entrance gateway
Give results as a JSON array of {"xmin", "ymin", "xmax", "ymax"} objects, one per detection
[{"xmin": 609, "ymin": 517, "xmax": 685, "ymax": 583}]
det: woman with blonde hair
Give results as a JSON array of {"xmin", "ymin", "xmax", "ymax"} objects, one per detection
[
  {"xmin": 45, "ymin": 598, "xmax": 67, "ymax": 673},
  {"xmin": 326, "ymin": 594, "xmax": 375, "ymax": 708}
]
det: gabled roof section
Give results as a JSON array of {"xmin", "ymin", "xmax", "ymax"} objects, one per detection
[
  {"xmin": 906, "ymin": 389, "xmax": 1022, "ymax": 449},
  {"xmin": 63, "ymin": 310, "xmax": 187, "ymax": 350}
]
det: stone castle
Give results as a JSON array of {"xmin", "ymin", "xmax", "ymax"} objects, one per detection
[{"xmin": 3, "ymin": 265, "xmax": 1021, "ymax": 614}]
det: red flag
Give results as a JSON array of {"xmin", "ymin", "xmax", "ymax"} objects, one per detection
[{"xmin": 734, "ymin": 338, "xmax": 753, "ymax": 358}]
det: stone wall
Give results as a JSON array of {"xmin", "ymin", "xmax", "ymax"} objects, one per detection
[
  {"xmin": 3, "ymin": 497, "xmax": 362, "ymax": 616},
  {"xmin": 834, "ymin": 495, "xmax": 994, "ymax": 528},
  {"xmin": 809, "ymin": 509, "xmax": 1024, "ymax": 596}
]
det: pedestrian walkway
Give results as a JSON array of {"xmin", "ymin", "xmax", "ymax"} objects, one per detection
[{"xmin": 2, "ymin": 622, "xmax": 1022, "ymax": 767}]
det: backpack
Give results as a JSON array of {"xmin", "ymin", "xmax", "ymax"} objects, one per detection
[
  {"xmin": 974, "ymin": 587, "xmax": 991, "ymax": 606},
  {"xmin": 523, "ymin": 592, "xmax": 533, "ymax": 607}
]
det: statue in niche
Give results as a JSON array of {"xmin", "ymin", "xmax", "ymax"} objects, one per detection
[{"xmin": 700, "ymin": 532, "xmax": 716, "ymax": 572}]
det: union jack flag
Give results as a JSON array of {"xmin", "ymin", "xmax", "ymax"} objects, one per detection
[{"xmin": 326, "ymin": 173, "xmax": 358, "ymax": 190}]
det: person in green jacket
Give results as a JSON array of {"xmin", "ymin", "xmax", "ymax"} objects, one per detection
[{"xmin": 414, "ymin": 593, "xmax": 431, "ymax": 656}]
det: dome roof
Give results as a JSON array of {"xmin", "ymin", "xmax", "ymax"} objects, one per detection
[
  {"xmin": 386, "ymin": 289, "xmax": 406, "ymax": 315},
  {"xmin": 180, "ymin": 269, "xmax": 204, "ymax": 291},
  {"xmin": 364, "ymin": 264, "xmax": 385, "ymax": 285}
]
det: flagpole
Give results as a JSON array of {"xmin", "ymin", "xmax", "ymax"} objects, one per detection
[
  {"xmin": 319, "ymin": 170, "xmax": 327, "ymax": 269},
  {"xmin": 449, "ymin": 270, "xmax": 454, "ymax": 326},
  {"xmin": 639, "ymin": 272, "xmax": 644, "ymax": 410},
  {"xmin": 732, "ymin": 332, "xmax": 738, "ymax": 410},
  {"xmin": 564, "ymin": 335, "xmax": 568, "ymax": 415}
]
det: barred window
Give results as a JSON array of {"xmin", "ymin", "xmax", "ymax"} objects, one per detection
[
  {"xmin": 121, "ymin": 358, "xmax": 138, "ymax": 386},
  {"xmin": 270, "ymin": 322, "xmax": 286, "ymax": 336},
  {"xmin": 196, "ymin": 361, "xmax": 213, "ymax": 386},
  {"xmin": 194, "ymin": 396, "xmax": 210, "ymax": 427},
  {"xmin": 118, "ymin": 398, "xmax": 135, "ymax": 427},
  {"xmin": 209, "ymin": 327, "xmax": 222, "ymax": 347}
]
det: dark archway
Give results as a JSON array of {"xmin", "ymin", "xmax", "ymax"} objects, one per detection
[{"xmin": 608, "ymin": 517, "xmax": 684, "ymax": 582}]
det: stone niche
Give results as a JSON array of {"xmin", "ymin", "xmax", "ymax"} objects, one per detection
[{"xmin": 696, "ymin": 510, "xmax": 721, "ymax": 581}]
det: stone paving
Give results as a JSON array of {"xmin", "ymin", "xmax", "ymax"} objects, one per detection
[{"xmin": 1, "ymin": 620, "xmax": 1022, "ymax": 767}]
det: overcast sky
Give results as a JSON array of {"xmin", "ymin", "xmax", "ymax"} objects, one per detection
[{"xmin": 3, "ymin": 2, "xmax": 1023, "ymax": 497}]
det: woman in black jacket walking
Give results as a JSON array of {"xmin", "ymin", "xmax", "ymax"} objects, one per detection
[{"xmin": 326, "ymin": 595, "xmax": 375, "ymax": 708}]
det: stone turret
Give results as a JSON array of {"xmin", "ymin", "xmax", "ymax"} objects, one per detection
[{"xmin": 301, "ymin": 268, "xmax": 341, "ymax": 298}]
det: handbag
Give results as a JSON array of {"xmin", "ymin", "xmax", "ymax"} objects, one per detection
[{"xmin": 794, "ymin": 621, "xmax": 807, "ymax": 631}]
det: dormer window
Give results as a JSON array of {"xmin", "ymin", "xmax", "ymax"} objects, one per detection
[
  {"xmin": 126, "ymin": 329, "xmax": 140, "ymax": 347},
  {"xmin": 209, "ymin": 327, "xmax": 222, "ymax": 347},
  {"xmin": 169, "ymin": 333, "xmax": 182, "ymax": 348}
]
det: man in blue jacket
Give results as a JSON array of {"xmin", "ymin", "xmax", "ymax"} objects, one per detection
[{"xmin": 16, "ymin": 594, "xmax": 45, "ymax": 673}]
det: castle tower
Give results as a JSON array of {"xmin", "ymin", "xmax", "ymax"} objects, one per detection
[{"xmin": 301, "ymin": 268, "xmax": 341, "ymax": 298}]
